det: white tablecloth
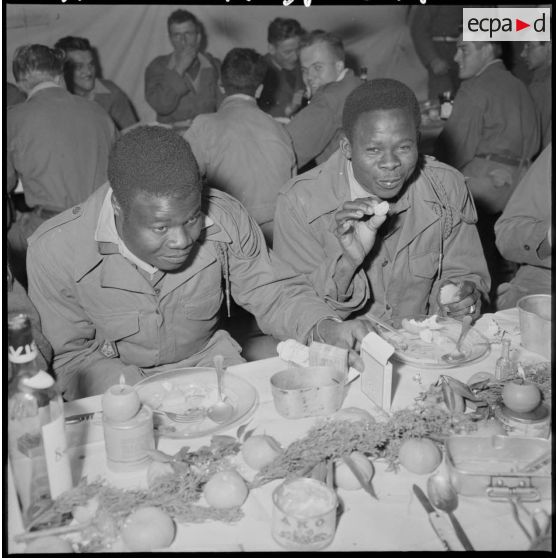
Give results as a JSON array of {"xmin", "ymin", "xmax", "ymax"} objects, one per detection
[{"xmin": 8, "ymin": 311, "xmax": 552, "ymax": 552}]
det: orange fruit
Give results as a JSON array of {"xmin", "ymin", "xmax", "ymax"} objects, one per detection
[
  {"xmin": 203, "ymin": 470, "xmax": 249, "ymax": 508},
  {"xmin": 120, "ymin": 506, "xmax": 175, "ymax": 551},
  {"xmin": 334, "ymin": 452, "xmax": 374, "ymax": 490},
  {"xmin": 241, "ymin": 435, "xmax": 282, "ymax": 471},
  {"xmin": 398, "ymin": 438, "xmax": 442, "ymax": 475},
  {"xmin": 502, "ymin": 380, "xmax": 542, "ymax": 414}
]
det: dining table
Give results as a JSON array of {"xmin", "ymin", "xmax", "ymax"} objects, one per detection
[{"xmin": 7, "ymin": 308, "xmax": 552, "ymax": 553}]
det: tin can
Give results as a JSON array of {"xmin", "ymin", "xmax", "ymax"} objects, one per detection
[
  {"xmin": 494, "ymin": 403, "xmax": 551, "ymax": 439},
  {"xmin": 103, "ymin": 405, "xmax": 155, "ymax": 472}
]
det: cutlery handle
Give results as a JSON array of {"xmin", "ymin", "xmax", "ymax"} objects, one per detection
[
  {"xmin": 213, "ymin": 355, "xmax": 225, "ymax": 400},
  {"xmin": 456, "ymin": 315, "xmax": 473, "ymax": 350},
  {"xmin": 448, "ymin": 512, "xmax": 475, "ymax": 551}
]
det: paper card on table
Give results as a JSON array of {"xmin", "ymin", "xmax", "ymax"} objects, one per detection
[
  {"xmin": 360, "ymin": 331, "xmax": 395, "ymax": 411},
  {"xmin": 309, "ymin": 341, "xmax": 349, "ymax": 374}
]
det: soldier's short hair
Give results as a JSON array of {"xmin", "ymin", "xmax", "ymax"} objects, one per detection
[
  {"xmin": 108, "ymin": 126, "xmax": 201, "ymax": 212},
  {"xmin": 342, "ymin": 78, "xmax": 421, "ymax": 140},
  {"xmin": 267, "ymin": 18, "xmax": 305, "ymax": 45},
  {"xmin": 300, "ymin": 30, "xmax": 345, "ymax": 62},
  {"xmin": 221, "ymin": 48, "xmax": 267, "ymax": 96},
  {"xmin": 12, "ymin": 44, "xmax": 64, "ymax": 83},
  {"xmin": 168, "ymin": 9, "xmax": 200, "ymax": 33}
]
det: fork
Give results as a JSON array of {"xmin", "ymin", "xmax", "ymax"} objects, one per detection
[{"xmin": 152, "ymin": 407, "xmax": 206, "ymax": 423}]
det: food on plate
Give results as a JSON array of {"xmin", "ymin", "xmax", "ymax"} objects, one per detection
[
  {"xmin": 241, "ymin": 434, "xmax": 283, "ymax": 471},
  {"xmin": 203, "ymin": 470, "xmax": 249, "ymax": 508},
  {"xmin": 401, "ymin": 315, "xmax": 443, "ymax": 335},
  {"xmin": 332, "ymin": 407, "xmax": 375, "ymax": 424},
  {"xmin": 438, "ymin": 282, "xmax": 462, "ymax": 304},
  {"xmin": 334, "ymin": 452, "xmax": 374, "ymax": 490},
  {"xmin": 502, "ymin": 380, "xmax": 542, "ymax": 414},
  {"xmin": 138, "ymin": 380, "xmax": 222, "ymax": 414},
  {"xmin": 120, "ymin": 506, "xmax": 176, "ymax": 551},
  {"xmin": 374, "ymin": 200, "xmax": 390, "ymax": 216},
  {"xmin": 398, "ymin": 438, "xmax": 442, "ymax": 474},
  {"xmin": 25, "ymin": 536, "xmax": 73, "ymax": 553}
]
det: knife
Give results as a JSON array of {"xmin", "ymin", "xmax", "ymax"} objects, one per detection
[
  {"xmin": 412, "ymin": 484, "xmax": 451, "ymax": 551},
  {"xmin": 65, "ymin": 411, "xmax": 99, "ymax": 424}
]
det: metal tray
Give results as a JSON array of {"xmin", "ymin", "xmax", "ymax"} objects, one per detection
[{"xmin": 445, "ymin": 435, "xmax": 552, "ymax": 501}]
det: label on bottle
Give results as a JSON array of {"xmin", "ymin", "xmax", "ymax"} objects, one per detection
[
  {"xmin": 440, "ymin": 102, "xmax": 453, "ymax": 120},
  {"xmin": 42, "ymin": 413, "xmax": 73, "ymax": 498}
]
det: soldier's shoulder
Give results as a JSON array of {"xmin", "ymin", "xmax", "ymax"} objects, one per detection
[{"xmin": 27, "ymin": 204, "xmax": 84, "ymax": 247}]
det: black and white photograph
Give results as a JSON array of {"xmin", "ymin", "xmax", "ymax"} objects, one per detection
[{"xmin": 5, "ymin": 1, "xmax": 553, "ymax": 553}]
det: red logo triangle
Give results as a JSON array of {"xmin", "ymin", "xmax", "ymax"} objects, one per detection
[{"xmin": 516, "ymin": 19, "xmax": 530, "ymax": 31}]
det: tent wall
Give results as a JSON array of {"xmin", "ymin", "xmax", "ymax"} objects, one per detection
[{"xmin": 6, "ymin": 4, "xmax": 428, "ymax": 122}]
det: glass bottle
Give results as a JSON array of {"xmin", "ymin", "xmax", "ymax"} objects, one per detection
[
  {"xmin": 494, "ymin": 338, "xmax": 516, "ymax": 380},
  {"xmin": 7, "ymin": 313, "xmax": 73, "ymax": 528}
]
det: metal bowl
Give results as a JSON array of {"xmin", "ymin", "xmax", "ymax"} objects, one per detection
[{"xmin": 270, "ymin": 366, "xmax": 347, "ymax": 419}]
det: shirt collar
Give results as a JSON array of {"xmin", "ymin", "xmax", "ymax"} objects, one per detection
[
  {"xmin": 27, "ymin": 80, "xmax": 62, "ymax": 99},
  {"xmin": 223, "ymin": 93, "xmax": 256, "ymax": 103},
  {"xmin": 474, "ymin": 58, "xmax": 501, "ymax": 77},
  {"xmin": 85, "ymin": 79, "xmax": 111, "ymax": 100},
  {"xmin": 94, "ymin": 187, "xmax": 214, "ymax": 277}
]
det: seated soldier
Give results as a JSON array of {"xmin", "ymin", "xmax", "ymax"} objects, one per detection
[
  {"xmin": 258, "ymin": 17, "xmax": 306, "ymax": 119},
  {"xmin": 494, "ymin": 144, "xmax": 552, "ymax": 310},
  {"xmin": 521, "ymin": 40, "xmax": 552, "ymax": 152},
  {"xmin": 145, "ymin": 9, "xmax": 222, "ymax": 129},
  {"xmin": 274, "ymin": 79, "xmax": 490, "ymax": 323},
  {"xmin": 184, "ymin": 47, "xmax": 296, "ymax": 246},
  {"xmin": 286, "ymin": 30, "xmax": 362, "ymax": 170},
  {"xmin": 27, "ymin": 126, "xmax": 368, "ymax": 400},
  {"xmin": 55, "ymin": 36, "xmax": 138, "ymax": 131}
]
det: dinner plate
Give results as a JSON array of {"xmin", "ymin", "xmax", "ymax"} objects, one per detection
[
  {"xmin": 135, "ymin": 367, "xmax": 259, "ymax": 439},
  {"xmin": 375, "ymin": 314, "xmax": 490, "ymax": 368}
]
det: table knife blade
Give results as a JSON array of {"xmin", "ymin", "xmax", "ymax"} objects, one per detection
[
  {"xmin": 65, "ymin": 411, "xmax": 98, "ymax": 424},
  {"xmin": 412, "ymin": 484, "xmax": 451, "ymax": 551}
]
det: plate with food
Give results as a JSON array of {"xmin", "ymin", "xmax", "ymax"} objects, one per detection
[
  {"xmin": 375, "ymin": 314, "xmax": 490, "ymax": 368},
  {"xmin": 135, "ymin": 367, "xmax": 259, "ymax": 439}
]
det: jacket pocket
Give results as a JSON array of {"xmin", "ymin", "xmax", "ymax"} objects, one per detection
[
  {"xmin": 91, "ymin": 311, "xmax": 140, "ymax": 341},
  {"xmin": 409, "ymin": 251, "xmax": 439, "ymax": 279},
  {"xmin": 184, "ymin": 289, "xmax": 223, "ymax": 320}
]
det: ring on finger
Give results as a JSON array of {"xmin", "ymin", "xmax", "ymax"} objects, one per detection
[{"xmin": 469, "ymin": 304, "xmax": 476, "ymax": 314}]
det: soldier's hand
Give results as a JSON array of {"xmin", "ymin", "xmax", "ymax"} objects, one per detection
[
  {"xmin": 174, "ymin": 46, "xmax": 198, "ymax": 75},
  {"xmin": 334, "ymin": 197, "xmax": 389, "ymax": 268},
  {"xmin": 312, "ymin": 317, "xmax": 371, "ymax": 372},
  {"xmin": 438, "ymin": 280, "xmax": 482, "ymax": 322}
]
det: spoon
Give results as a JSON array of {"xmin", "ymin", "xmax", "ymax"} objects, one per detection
[
  {"xmin": 207, "ymin": 355, "xmax": 234, "ymax": 424},
  {"xmin": 427, "ymin": 474, "xmax": 475, "ymax": 551},
  {"xmin": 441, "ymin": 315, "xmax": 473, "ymax": 364}
]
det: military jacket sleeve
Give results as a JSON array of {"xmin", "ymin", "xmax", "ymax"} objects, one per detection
[
  {"xmin": 494, "ymin": 145, "xmax": 552, "ymax": 268},
  {"xmin": 273, "ymin": 185, "xmax": 369, "ymax": 319},
  {"xmin": 207, "ymin": 192, "xmax": 340, "ymax": 340}
]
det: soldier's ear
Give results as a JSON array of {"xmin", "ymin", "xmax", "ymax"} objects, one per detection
[{"xmin": 340, "ymin": 133, "xmax": 352, "ymax": 161}]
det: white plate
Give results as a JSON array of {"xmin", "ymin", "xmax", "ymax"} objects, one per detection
[
  {"xmin": 135, "ymin": 367, "xmax": 258, "ymax": 439},
  {"xmin": 377, "ymin": 315, "xmax": 490, "ymax": 368}
]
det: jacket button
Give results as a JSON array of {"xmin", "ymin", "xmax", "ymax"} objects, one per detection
[
  {"xmin": 154, "ymin": 288, "xmax": 161, "ymax": 295},
  {"xmin": 382, "ymin": 260, "xmax": 389, "ymax": 267},
  {"xmin": 385, "ymin": 304, "xmax": 391, "ymax": 310},
  {"xmin": 72, "ymin": 206, "xmax": 80, "ymax": 214},
  {"xmin": 523, "ymin": 244, "xmax": 530, "ymax": 251}
]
